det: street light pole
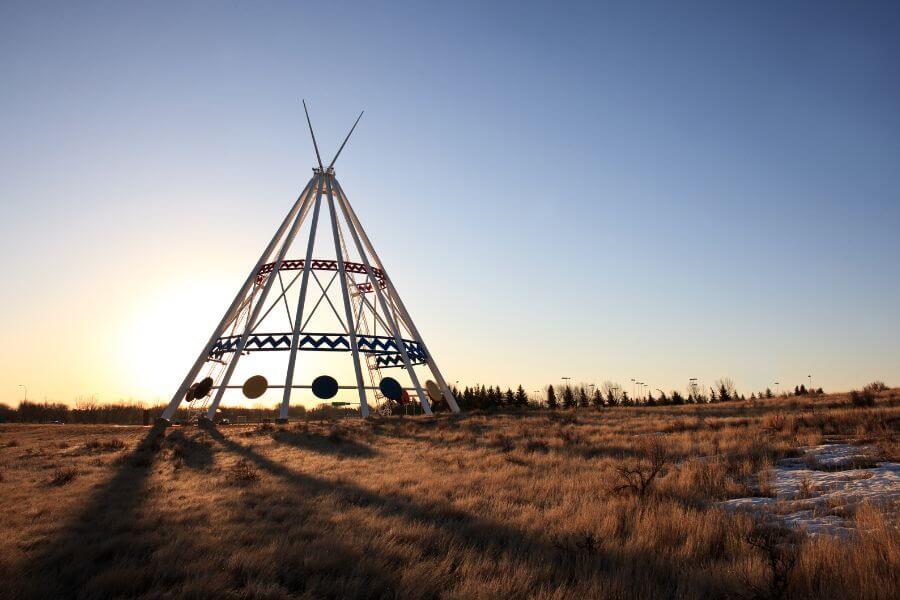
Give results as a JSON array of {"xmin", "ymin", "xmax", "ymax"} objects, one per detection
[{"xmin": 18, "ymin": 384, "xmax": 27, "ymax": 403}]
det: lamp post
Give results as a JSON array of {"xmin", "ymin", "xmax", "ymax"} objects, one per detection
[
  {"xmin": 689, "ymin": 378, "xmax": 699, "ymax": 401},
  {"xmin": 808, "ymin": 374, "xmax": 812, "ymax": 392},
  {"xmin": 561, "ymin": 377, "xmax": 571, "ymax": 390},
  {"xmin": 18, "ymin": 384, "xmax": 27, "ymax": 403},
  {"xmin": 775, "ymin": 381, "xmax": 780, "ymax": 396}
]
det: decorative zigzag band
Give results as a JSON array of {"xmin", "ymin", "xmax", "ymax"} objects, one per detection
[{"xmin": 208, "ymin": 332, "xmax": 427, "ymax": 368}]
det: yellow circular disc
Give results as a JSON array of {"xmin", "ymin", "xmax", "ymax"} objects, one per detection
[
  {"xmin": 242, "ymin": 375, "xmax": 268, "ymax": 399},
  {"xmin": 425, "ymin": 380, "xmax": 442, "ymax": 403}
]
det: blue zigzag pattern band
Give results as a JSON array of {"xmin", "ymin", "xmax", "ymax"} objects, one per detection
[{"xmin": 208, "ymin": 332, "xmax": 427, "ymax": 367}]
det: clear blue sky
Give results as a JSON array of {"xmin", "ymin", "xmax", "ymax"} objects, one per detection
[{"xmin": 1, "ymin": 1, "xmax": 899, "ymax": 403}]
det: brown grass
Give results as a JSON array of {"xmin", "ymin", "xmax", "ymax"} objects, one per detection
[{"xmin": 0, "ymin": 392, "xmax": 897, "ymax": 599}]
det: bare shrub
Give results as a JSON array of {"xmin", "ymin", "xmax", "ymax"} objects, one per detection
[
  {"xmin": 741, "ymin": 522, "xmax": 802, "ymax": 600},
  {"xmin": 226, "ymin": 459, "xmax": 260, "ymax": 484},
  {"xmin": 50, "ymin": 467, "xmax": 79, "ymax": 486},
  {"xmin": 797, "ymin": 474, "xmax": 814, "ymax": 500},
  {"xmin": 864, "ymin": 381, "xmax": 888, "ymax": 393},
  {"xmin": 610, "ymin": 438, "xmax": 669, "ymax": 501},
  {"xmin": 552, "ymin": 529, "xmax": 600, "ymax": 561},
  {"xmin": 85, "ymin": 438, "xmax": 126, "ymax": 452},
  {"xmin": 849, "ymin": 389, "xmax": 876, "ymax": 408},
  {"xmin": 756, "ymin": 463, "xmax": 774, "ymax": 497}
]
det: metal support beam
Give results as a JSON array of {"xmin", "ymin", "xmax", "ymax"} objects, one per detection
[
  {"xmin": 280, "ymin": 176, "xmax": 325, "ymax": 421},
  {"xmin": 324, "ymin": 176, "xmax": 369, "ymax": 417},
  {"xmin": 161, "ymin": 177, "xmax": 316, "ymax": 422},
  {"xmin": 202, "ymin": 175, "xmax": 318, "ymax": 421},
  {"xmin": 332, "ymin": 179, "xmax": 434, "ymax": 414},
  {"xmin": 334, "ymin": 179, "xmax": 460, "ymax": 413}
]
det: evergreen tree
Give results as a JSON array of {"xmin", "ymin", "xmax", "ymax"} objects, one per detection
[
  {"xmin": 671, "ymin": 391, "xmax": 684, "ymax": 405},
  {"xmin": 488, "ymin": 386, "xmax": 500, "ymax": 407},
  {"xmin": 794, "ymin": 385, "xmax": 801, "ymax": 396},
  {"xmin": 514, "ymin": 385, "xmax": 528, "ymax": 407},
  {"xmin": 546, "ymin": 385, "xmax": 558, "ymax": 409},
  {"xmin": 562, "ymin": 386, "xmax": 576, "ymax": 409},
  {"xmin": 765, "ymin": 387, "xmax": 773, "ymax": 399},
  {"xmin": 621, "ymin": 391, "xmax": 631, "ymax": 406},
  {"xmin": 799, "ymin": 384, "xmax": 807, "ymax": 395},
  {"xmin": 718, "ymin": 382, "xmax": 731, "ymax": 402},
  {"xmin": 709, "ymin": 388, "xmax": 717, "ymax": 402},
  {"xmin": 504, "ymin": 388, "xmax": 515, "ymax": 406},
  {"xmin": 577, "ymin": 387, "xmax": 589, "ymax": 408},
  {"xmin": 606, "ymin": 389, "xmax": 618, "ymax": 406},
  {"xmin": 646, "ymin": 391, "xmax": 655, "ymax": 406},
  {"xmin": 591, "ymin": 388, "xmax": 604, "ymax": 408}
]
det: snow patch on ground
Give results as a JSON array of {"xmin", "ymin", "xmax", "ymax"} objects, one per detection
[{"xmin": 720, "ymin": 444, "xmax": 899, "ymax": 537}]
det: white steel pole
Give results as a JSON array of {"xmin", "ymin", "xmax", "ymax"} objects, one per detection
[
  {"xmin": 161, "ymin": 177, "xmax": 316, "ymax": 422},
  {"xmin": 324, "ymin": 176, "xmax": 369, "ymax": 417},
  {"xmin": 279, "ymin": 176, "xmax": 325, "ymax": 421},
  {"xmin": 203, "ymin": 175, "xmax": 319, "ymax": 421},
  {"xmin": 332, "ymin": 177, "xmax": 433, "ymax": 414},
  {"xmin": 333, "ymin": 179, "xmax": 458, "ymax": 413}
]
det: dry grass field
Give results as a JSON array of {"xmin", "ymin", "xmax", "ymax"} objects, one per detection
[{"xmin": 0, "ymin": 391, "xmax": 898, "ymax": 599}]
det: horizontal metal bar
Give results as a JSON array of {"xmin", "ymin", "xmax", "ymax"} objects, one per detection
[{"xmin": 210, "ymin": 385, "xmax": 419, "ymax": 391}]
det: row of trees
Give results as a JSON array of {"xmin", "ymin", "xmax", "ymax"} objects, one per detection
[{"xmin": 449, "ymin": 378, "xmax": 755, "ymax": 411}]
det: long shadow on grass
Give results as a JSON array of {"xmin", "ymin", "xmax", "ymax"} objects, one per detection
[
  {"xmin": 15, "ymin": 424, "xmax": 204, "ymax": 599},
  {"xmin": 270, "ymin": 428, "xmax": 378, "ymax": 458},
  {"xmin": 201, "ymin": 427, "xmax": 698, "ymax": 597}
]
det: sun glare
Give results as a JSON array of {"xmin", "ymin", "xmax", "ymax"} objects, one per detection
[{"xmin": 117, "ymin": 276, "xmax": 233, "ymax": 402}]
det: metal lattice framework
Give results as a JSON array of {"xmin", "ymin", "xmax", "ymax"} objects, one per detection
[
  {"xmin": 256, "ymin": 259, "xmax": 386, "ymax": 294},
  {"xmin": 160, "ymin": 102, "xmax": 460, "ymax": 422}
]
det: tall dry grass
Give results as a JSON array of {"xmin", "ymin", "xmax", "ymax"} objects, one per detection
[{"xmin": 0, "ymin": 391, "xmax": 896, "ymax": 599}]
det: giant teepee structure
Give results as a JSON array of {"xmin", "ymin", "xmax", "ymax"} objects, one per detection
[{"xmin": 160, "ymin": 102, "xmax": 460, "ymax": 424}]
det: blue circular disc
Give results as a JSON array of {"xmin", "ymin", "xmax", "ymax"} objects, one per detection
[
  {"xmin": 311, "ymin": 375, "xmax": 339, "ymax": 399},
  {"xmin": 379, "ymin": 377, "xmax": 403, "ymax": 401}
]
